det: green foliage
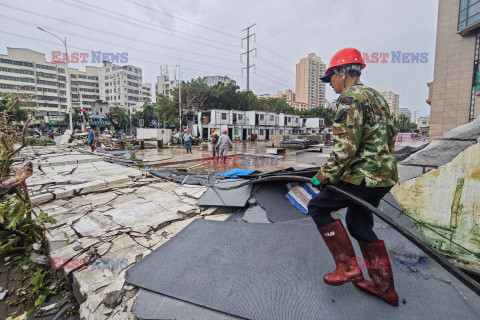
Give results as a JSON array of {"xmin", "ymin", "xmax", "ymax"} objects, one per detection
[
  {"xmin": 132, "ymin": 103, "xmax": 157, "ymax": 127},
  {"xmin": 26, "ymin": 138, "xmax": 56, "ymax": 146},
  {"xmin": 106, "ymin": 106, "xmax": 129, "ymax": 130},
  {"xmin": 125, "ymin": 142, "xmax": 136, "ymax": 160},
  {"xmin": 395, "ymin": 114, "xmax": 416, "ymax": 133},
  {"xmin": 155, "ymin": 94, "xmax": 179, "ymax": 128},
  {"xmin": 0, "ymin": 92, "xmax": 29, "ymax": 124}
]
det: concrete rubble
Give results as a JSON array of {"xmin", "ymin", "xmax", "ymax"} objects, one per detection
[{"xmin": 23, "ymin": 146, "xmax": 230, "ymax": 320}]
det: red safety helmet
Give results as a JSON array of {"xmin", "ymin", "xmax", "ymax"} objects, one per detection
[
  {"xmin": 186, "ymin": 129, "xmax": 190, "ymax": 132},
  {"xmin": 222, "ymin": 130, "xmax": 227, "ymax": 133},
  {"xmin": 321, "ymin": 48, "xmax": 366, "ymax": 83},
  {"xmin": 211, "ymin": 129, "xmax": 215, "ymax": 132}
]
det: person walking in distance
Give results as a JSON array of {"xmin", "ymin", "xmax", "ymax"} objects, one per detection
[
  {"xmin": 308, "ymin": 47, "xmax": 399, "ymax": 306},
  {"xmin": 216, "ymin": 130, "xmax": 233, "ymax": 164},
  {"xmin": 210, "ymin": 129, "xmax": 219, "ymax": 160},
  {"xmin": 183, "ymin": 129, "xmax": 192, "ymax": 154},
  {"xmin": 87, "ymin": 126, "xmax": 96, "ymax": 152}
]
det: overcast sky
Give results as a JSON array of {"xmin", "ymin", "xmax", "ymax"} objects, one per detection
[{"xmin": 0, "ymin": 0, "xmax": 438, "ymax": 117}]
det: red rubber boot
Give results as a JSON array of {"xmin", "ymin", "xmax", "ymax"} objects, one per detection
[
  {"xmin": 354, "ymin": 240, "xmax": 399, "ymax": 307},
  {"xmin": 318, "ymin": 219, "xmax": 364, "ymax": 286}
]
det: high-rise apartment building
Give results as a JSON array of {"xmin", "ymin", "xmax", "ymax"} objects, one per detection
[
  {"xmin": 378, "ymin": 88, "xmax": 400, "ymax": 115},
  {"xmin": 156, "ymin": 75, "xmax": 180, "ymax": 99},
  {"xmin": 99, "ymin": 62, "xmax": 142, "ymax": 110},
  {"xmin": 0, "ymin": 48, "xmax": 100, "ymax": 124},
  {"xmin": 295, "ymin": 53, "xmax": 326, "ymax": 109},
  {"xmin": 428, "ymin": 0, "xmax": 480, "ymax": 140}
]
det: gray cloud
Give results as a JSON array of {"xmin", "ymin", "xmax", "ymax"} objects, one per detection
[{"xmin": 0, "ymin": 0, "xmax": 437, "ymax": 116}]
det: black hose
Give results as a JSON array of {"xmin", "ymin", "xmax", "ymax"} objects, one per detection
[{"xmin": 212, "ymin": 175, "xmax": 480, "ymax": 296}]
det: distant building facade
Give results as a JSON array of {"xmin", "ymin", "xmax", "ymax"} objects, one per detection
[
  {"xmin": 142, "ymin": 83, "xmax": 152, "ymax": 102},
  {"xmin": 274, "ymin": 89, "xmax": 295, "ymax": 101},
  {"xmin": 323, "ymin": 100, "xmax": 337, "ymax": 110},
  {"xmin": 198, "ymin": 109, "xmax": 303, "ymax": 141},
  {"xmin": 428, "ymin": 0, "xmax": 480, "ymax": 140},
  {"xmin": 287, "ymin": 100, "xmax": 309, "ymax": 111},
  {"xmin": 397, "ymin": 107, "xmax": 412, "ymax": 120},
  {"xmin": 0, "ymin": 48, "xmax": 100, "ymax": 126},
  {"xmin": 204, "ymin": 75, "xmax": 236, "ymax": 87},
  {"xmin": 99, "ymin": 62, "xmax": 142, "ymax": 110},
  {"xmin": 378, "ymin": 88, "xmax": 400, "ymax": 115},
  {"xmin": 417, "ymin": 115, "xmax": 430, "ymax": 137},
  {"xmin": 155, "ymin": 75, "xmax": 180, "ymax": 99},
  {"xmin": 295, "ymin": 53, "xmax": 326, "ymax": 109}
]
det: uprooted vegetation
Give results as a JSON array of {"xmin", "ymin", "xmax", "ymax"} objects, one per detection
[{"xmin": 0, "ymin": 93, "xmax": 72, "ymax": 317}]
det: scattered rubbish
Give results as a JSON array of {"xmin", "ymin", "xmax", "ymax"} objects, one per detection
[
  {"xmin": 285, "ymin": 182, "xmax": 319, "ymax": 214},
  {"xmin": 29, "ymin": 252, "xmax": 49, "ymax": 265},
  {"xmin": 217, "ymin": 169, "xmax": 256, "ymax": 178}
]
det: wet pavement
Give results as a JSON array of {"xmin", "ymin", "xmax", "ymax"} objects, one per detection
[{"xmin": 135, "ymin": 141, "xmax": 300, "ymax": 174}]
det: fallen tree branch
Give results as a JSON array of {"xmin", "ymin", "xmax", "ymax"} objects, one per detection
[
  {"xmin": 4, "ymin": 116, "xmax": 32, "ymax": 167},
  {"xmin": 0, "ymin": 162, "xmax": 33, "ymax": 196}
]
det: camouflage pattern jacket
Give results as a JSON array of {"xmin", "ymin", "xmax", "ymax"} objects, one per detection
[{"xmin": 313, "ymin": 81, "xmax": 398, "ymax": 188}]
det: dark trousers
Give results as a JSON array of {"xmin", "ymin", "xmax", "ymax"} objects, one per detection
[{"xmin": 307, "ymin": 180, "xmax": 391, "ymax": 243}]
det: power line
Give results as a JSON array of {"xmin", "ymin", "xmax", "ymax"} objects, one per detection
[
  {"xmin": 0, "ymin": 16, "xmax": 242, "ymax": 71},
  {"xmin": 0, "ymin": 4, "xmax": 239, "ymax": 64},
  {"xmin": 256, "ymin": 69, "xmax": 294, "ymax": 87},
  {"xmin": 121, "ymin": 0, "xmax": 238, "ymax": 38},
  {"xmin": 51, "ymin": 0, "xmax": 240, "ymax": 52},
  {"xmin": 184, "ymin": 0, "xmax": 296, "ymax": 67},
  {"xmin": 256, "ymin": 42, "xmax": 296, "ymax": 65},
  {"xmin": 256, "ymin": 56, "xmax": 294, "ymax": 76},
  {"xmin": 1, "ymin": 30, "xmax": 285, "ymax": 94}
]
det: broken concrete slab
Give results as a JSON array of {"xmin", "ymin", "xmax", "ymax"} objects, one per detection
[
  {"xmin": 195, "ymin": 179, "xmax": 252, "ymax": 207},
  {"xmin": 71, "ymin": 212, "xmax": 121, "ymax": 238},
  {"xmin": 242, "ymin": 205, "xmax": 270, "ymax": 223}
]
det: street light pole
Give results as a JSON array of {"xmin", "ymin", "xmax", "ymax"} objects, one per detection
[
  {"xmin": 37, "ymin": 27, "xmax": 73, "ymax": 132},
  {"xmin": 178, "ymin": 63, "xmax": 182, "ymax": 132}
]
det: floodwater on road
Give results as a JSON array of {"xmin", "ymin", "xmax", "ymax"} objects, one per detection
[{"xmin": 135, "ymin": 141, "xmax": 302, "ymax": 174}]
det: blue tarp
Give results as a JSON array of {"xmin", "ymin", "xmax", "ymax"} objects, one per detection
[{"xmin": 217, "ymin": 169, "xmax": 255, "ymax": 178}]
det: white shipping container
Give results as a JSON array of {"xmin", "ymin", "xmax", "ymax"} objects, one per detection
[{"xmin": 136, "ymin": 128, "xmax": 172, "ymax": 144}]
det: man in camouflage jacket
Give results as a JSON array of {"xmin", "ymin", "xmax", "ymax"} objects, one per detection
[{"xmin": 307, "ymin": 48, "xmax": 399, "ymax": 307}]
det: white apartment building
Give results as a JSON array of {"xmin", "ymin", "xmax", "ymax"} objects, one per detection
[
  {"xmin": 0, "ymin": 48, "xmax": 100, "ymax": 125},
  {"xmin": 156, "ymin": 75, "xmax": 180, "ymax": 99},
  {"xmin": 142, "ymin": 83, "xmax": 152, "ymax": 102},
  {"xmin": 99, "ymin": 62, "xmax": 142, "ymax": 110},
  {"xmin": 205, "ymin": 75, "xmax": 236, "ymax": 87},
  {"xmin": 378, "ymin": 88, "xmax": 400, "ymax": 115},
  {"xmin": 197, "ymin": 109, "xmax": 302, "ymax": 141}
]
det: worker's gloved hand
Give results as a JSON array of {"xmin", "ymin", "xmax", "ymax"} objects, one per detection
[{"xmin": 311, "ymin": 176, "xmax": 328, "ymax": 191}]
